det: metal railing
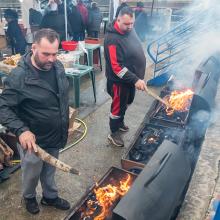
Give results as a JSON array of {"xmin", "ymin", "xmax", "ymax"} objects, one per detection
[{"xmin": 147, "ymin": 8, "xmax": 218, "ymax": 79}]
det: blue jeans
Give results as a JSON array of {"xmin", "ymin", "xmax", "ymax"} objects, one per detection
[{"xmin": 17, "ymin": 144, "xmax": 59, "ymax": 199}]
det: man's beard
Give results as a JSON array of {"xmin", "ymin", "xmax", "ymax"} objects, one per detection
[
  {"xmin": 33, "ymin": 52, "xmax": 54, "ymax": 71},
  {"xmin": 124, "ymin": 28, "xmax": 132, "ymax": 34}
]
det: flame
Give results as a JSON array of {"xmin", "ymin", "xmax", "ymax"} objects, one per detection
[
  {"xmin": 165, "ymin": 89, "xmax": 194, "ymax": 115},
  {"xmin": 148, "ymin": 137, "xmax": 156, "ymax": 144},
  {"xmin": 82, "ymin": 174, "xmax": 132, "ymax": 220}
]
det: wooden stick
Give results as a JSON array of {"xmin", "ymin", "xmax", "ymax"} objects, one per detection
[
  {"xmin": 35, "ymin": 145, "xmax": 80, "ymax": 175},
  {"xmin": 0, "ymin": 143, "xmax": 8, "ymax": 156},
  {"xmin": 0, "ymin": 138, "xmax": 14, "ymax": 156},
  {"xmin": 144, "ymin": 86, "xmax": 171, "ymax": 108}
]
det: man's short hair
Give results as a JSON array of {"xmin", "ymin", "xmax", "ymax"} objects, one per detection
[
  {"xmin": 119, "ymin": 6, "xmax": 134, "ymax": 17},
  {"xmin": 33, "ymin": 28, "xmax": 60, "ymax": 44}
]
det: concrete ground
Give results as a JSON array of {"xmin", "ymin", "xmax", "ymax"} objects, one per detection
[
  {"xmin": 1, "ymin": 49, "xmax": 220, "ymax": 220},
  {"xmin": 0, "ymin": 54, "xmax": 155, "ymax": 220},
  {"xmin": 0, "ymin": 92, "xmax": 154, "ymax": 220}
]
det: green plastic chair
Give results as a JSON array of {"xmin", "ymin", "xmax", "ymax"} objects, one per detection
[{"xmin": 65, "ymin": 64, "xmax": 96, "ymax": 108}]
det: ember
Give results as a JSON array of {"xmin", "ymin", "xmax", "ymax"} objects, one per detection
[
  {"xmin": 147, "ymin": 137, "xmax": 156, "ymax": 144},
  {"xmin": 165, "ymin": 89, "xmax": 194, "ymax": 115},
  {"xmin": 81, "ymin": 174, "xmax": 132, "ymax": 220}
]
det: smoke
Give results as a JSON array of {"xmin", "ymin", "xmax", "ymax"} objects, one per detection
[
  {"xmin": 188, "ymin": 110, "xmax": 210, "ymax": 140},
  {"xmin": 209, "ymin": 93, "xmax": 220, "ymax": 124},
  {"xmin": 187, "ymin": 0, "xmax": 215, "ymax": 14},
  {"xmin": 169, "ymin": 0, "xmax": 220, "ymax": 88}
]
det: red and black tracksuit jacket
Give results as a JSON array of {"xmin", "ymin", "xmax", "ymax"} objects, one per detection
[{"xmin": 104, "ymin": 21, "xmax": 146, "ymax": 132}]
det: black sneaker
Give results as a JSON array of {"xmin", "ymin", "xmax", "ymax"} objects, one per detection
[
  {"xmin": 24, "ymin": 197, "xmax": 40, "ymax": 215},
  {"xmin": 119, "ymin": 123, "xmax": 129, "ymax": 132},
  {"xmin": 108, "ymin": 131, "xmax": 124, "ymax": 147},
  {"xmin": 41, "ymin": 197, "xmax": 70, "ymax": 210}
]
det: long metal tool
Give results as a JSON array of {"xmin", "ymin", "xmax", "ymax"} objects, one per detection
[{"xmin": 36, "ymin": 145, "xmax": 80, "ymax": 175}]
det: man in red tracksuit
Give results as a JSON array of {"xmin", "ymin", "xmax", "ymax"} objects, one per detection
[{"xmin": 104, "ymin": 6, "xmax": 146, "ymax": 147}]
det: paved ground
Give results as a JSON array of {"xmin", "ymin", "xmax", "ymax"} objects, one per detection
[
  {"xmin": 0, "ymin": 57, "xmax": 155, "ymax": 220},
  {"xmin": 1, "ymin": 50, "xmax": 220, "ymax": 220}
]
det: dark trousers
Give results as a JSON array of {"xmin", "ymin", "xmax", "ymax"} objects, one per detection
[
  {"xmin": 107, "ymin": 80, "xmax": 135, "ymax": 133},
  {"xmin": 72, "ymin": 32, "xmax": 85, "ymax": 41},
  {"xmin": 12, "ymin": 42, "xmax": 26, "ymax": 55},
  {"xmin": 87, "ymin": 31, "xmax": 99, "ymax": 38}
]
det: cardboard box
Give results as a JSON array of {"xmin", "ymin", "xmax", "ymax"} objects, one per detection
[
  {"xmin": 0, "ymin": 35, "xmax": 7, "ymax": 49},
  {"xmin": 0, "ymin": 21, "xmax": 5, "ymax": 36},
  {"xmin": 69, "ymin": 107, "xmax": 77, "ymax": 129}
]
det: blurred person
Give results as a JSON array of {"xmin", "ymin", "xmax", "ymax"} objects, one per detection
[
  {"xmin": 87, "ymin": 2, "xmax": 102, "ymax": 38},
  {"xmin": 0, "ymin": 29, "xmax": 70, "ymax": 214},
  {"xmin": 134, "ymin": 1, "xmax": 144, "ymax": 18},
  {"xmin": 40, "ymin": 3, "xmax": 70, "ymax": 42},
  {"xmin": 134, "ymin": 1, "xmax": 148, "ymax": 42},
  {"xmin": 76, "ymin": 0, "xmax": 88, "ymax": 27},
  {"xmin": 43, "ymin": 0, "xmax": 61, "ymax": 15},
  {"xmin": 85, "ymin": 0, "xmax": 93, "ymax": 9},
  {"xmin": 68, "ymin": 0, "xmax": 86, "ymax": 41},
  {"xmin": 4, "ymin": 9, "xmax": 27, "ymax": 55},
  {"xmin": 29, "ymin": 8, "xmax": 43, "ymax": 26},
  {"xmin": 55, "ymin": 0, "xmax": 73, "ymax": 15},
  {"xmin": 104, "ymin": 7, "xmax": 146, "ymax": 147},
  {"xmin": 115, "ymin": 0, "xmax": 128, "ymax": 18}
]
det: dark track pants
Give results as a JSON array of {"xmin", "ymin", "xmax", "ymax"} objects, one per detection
[{"xmin": 107, "ymin": 81, "xmax": 135, "ymax": 133}]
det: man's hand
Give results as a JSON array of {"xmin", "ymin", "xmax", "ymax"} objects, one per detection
[
  {"xmin": 19, "ymin": 131, "xmax": 38, "ymax": 153},
  {"xmin": 135, "ymin": 79, "xmax": 147, "ymax": 91}
]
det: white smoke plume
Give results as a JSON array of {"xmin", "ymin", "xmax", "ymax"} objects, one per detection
[{"xmin": 163, "ymin": 0, "xmax": 220, "ymax": 88}]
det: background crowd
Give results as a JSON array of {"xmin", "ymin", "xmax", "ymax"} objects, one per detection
[{"xmin": 4, "ymin": 0, "xmax": 149, "ymax": 55}]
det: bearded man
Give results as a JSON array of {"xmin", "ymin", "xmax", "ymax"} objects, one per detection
[
  {"xmin": 0, "ymin": 29, "xmax": 70, "ymax": 214},
  {"xmin": 104, "ymin": 7, "xmax": 147, "ymax": 147}
]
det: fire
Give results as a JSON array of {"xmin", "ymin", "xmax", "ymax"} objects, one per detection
[
  {"xmin": 82, "ymin": 174, "xmax": 132, "ymax": 220},
  {"xmin": 148, "ymin": 137, "xmax": 156, "ymax": 144},
  {"xmin": 165, "ymin": 89, "xmax": 194, "ymax": 115}
]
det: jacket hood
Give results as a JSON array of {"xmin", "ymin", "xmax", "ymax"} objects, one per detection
[
  {"xmin": 17, "ymin": 52, "xmax": 31, "ymax": 70},
  {"xmin": 106, "ymin": 20, "xmax": 130, "ymax": 36},
  {"xmin": 106, "ymin": 20, "xmax": 122, "ymax": 35}
]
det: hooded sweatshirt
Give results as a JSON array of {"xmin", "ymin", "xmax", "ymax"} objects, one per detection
[{"xmin": 104, "ymin": 21, "xmax": 146, "ymax": 85}]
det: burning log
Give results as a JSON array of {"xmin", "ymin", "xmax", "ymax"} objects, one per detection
[
  {"xmin": 80, "ymin": 174, "xmax": 132, "ymax": 220},
  {"xmin": 65, "ymin": 167, "xmax": 137, "ymax": 220},
  {"xmin": 149, "ymin": 88, "xmax": 194, "ymax": 128},
  {"xmin": 0, "ymin": 138, "xmax": 14, "ymax": 157},
  {"xmin": 35, "ymin": 145, "xmax": 80, "ymax": 175},
  {"xmin": 164, "ymin": 89, "xmax": 194, "ymax": 115},
  {"xmin": 0, "ymin": 138, "xmax": 14, "ymax": 168}
]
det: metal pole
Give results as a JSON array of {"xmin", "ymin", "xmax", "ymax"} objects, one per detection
[
  {"xmin": 150, "ymin": 0, "xmax": 155, "ymax": 17},
  {"xmin": 64, "ymin": 0, "xmax": 68, "ymax": 40}
]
